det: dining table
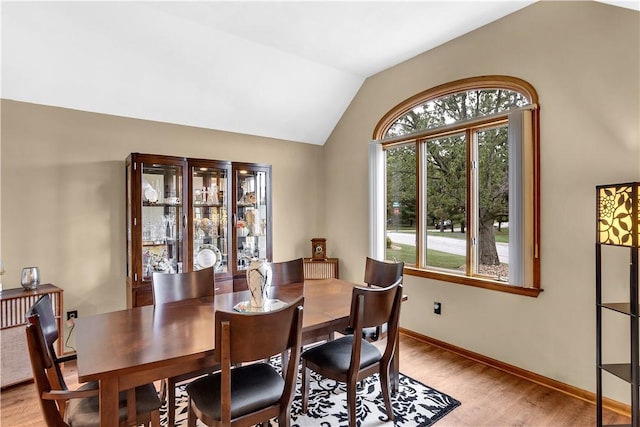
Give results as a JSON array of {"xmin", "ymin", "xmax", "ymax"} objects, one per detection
[{"xmin": 74, "ymin": 278, "xmax": 401, "ymax": 426}]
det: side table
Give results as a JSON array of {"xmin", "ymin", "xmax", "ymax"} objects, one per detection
[{"xmin": 1, "ymin": 284, "xmax": 64, "ymax": 387}]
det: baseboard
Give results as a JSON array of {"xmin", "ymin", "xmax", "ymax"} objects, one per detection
[{"xmin": 399, "ymin": 328, "xmax": 631, "ymax": 418}]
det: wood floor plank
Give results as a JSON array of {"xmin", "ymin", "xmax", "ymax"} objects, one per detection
[
  {"xmin": 1, "ymin": 333, "xmax": 631, "ymax": 426},
  {"xmin": 397, "ymin": 334, "xmax": 630, "ymax": 426}
]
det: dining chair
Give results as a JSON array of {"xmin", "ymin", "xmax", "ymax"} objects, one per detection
[
  {"xmin": 152, "ymin": 266, "xmax": 217, "ymax": 427},
  {"xmin": 185, "ymin": 297, "xmax": 304, "ymax": 427},
  {"xmin": 300, "ymin": 282, "xmax": 403, "ymax": 426},
  {"xmin": 362, "ymin": 257, "xmax": 404, "ymax": 341},
  {"xmin": 269, "ymin": 257, "xmax": 331, "ymax": 374},
  {"xmin": 152, "ymin": 266, "xmax": 215, "ymax": 305},
  {"xmin": 268, "ymin": 258, "xmax": 304, "ymax": 374},
  {"xmin": 364, "ymin": 256, "xmax": 404, "ymax": 289},
  {"xmin": 26, "ymin": 294, "xmax": 87, "ymax": 399},
  {"xmin": 26, "ymin": 312, "xmax": 162, "ymax": 427},
  {"xmin": 270, "ymin": 257, "xmax": 304, "ymax": 286}
]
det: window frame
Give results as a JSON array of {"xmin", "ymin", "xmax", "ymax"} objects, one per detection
[{"xmin": 372, "ymin": 76, "xmax": 541, "ymax": 297}]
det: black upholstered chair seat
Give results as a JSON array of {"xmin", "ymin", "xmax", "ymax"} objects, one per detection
[
  {"xmin": 66, "ymin": 383, "xmax": 161, "ymax": 427},
  {"xmin": 302, "ymin": 335, "xmax": 381, "ymax": 373},
  {"xmin": 186, "ymin": 363, "xmax": 284, "ymax": 421}
]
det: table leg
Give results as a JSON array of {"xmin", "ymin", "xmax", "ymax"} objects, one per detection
[
  {"xmin": 100, "ymin": 376, "xmax": 120, "ymax": 425},
  {"xmin": 127, "ymin": 388, "xmax": 137, "ymax": 425}
]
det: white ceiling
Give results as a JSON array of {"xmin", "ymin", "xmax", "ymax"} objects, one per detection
[{"xmin": 1, "ymin": 1, "xmax": 637, "ymax": 145}]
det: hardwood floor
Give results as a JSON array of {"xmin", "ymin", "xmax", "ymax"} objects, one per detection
[{"xmin": 1, "ymin": 333, "xmax": 630, "ymax": 426}]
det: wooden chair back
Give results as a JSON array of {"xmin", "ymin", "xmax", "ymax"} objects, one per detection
[
  {"xmin": 350, "ymin": 282, "xmax": 403, "ymax": 360},
  {"xmin": 270, "ymin": 258, "xmax": 304, "ymax": 286},
  {"xmin": 26, "ymin": 314, "xmax": 69, "ymax": 426},
  {"xmin": 364, "ymin": 257, "xmax": 404, "ymax": 288},
  {"xmin": 26, "ymin": 295, "xmax": 66, "ymax": 390},
  {"xmin": 152, "ymin": 267, "xmax": 214, "ymax": 304},
  {"xmin": 214, "ymin": 297, "xmax": 304, "ymax": 425},
  {"xmin": 215, "ymin": 297, "xmax": 304, "ymax": 364}
]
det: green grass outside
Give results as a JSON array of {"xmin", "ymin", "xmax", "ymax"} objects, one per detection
[{"xmin": 386, "ymin": 242, "xmax": 465, "ymax": 269}]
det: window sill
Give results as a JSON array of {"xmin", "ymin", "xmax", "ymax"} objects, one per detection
[{"xmin": 404, "ymin": 266, "xmax": 542, "ymax": 297}]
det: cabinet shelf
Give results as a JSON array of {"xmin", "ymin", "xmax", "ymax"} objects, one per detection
[
  {"xmin": 194, "ymin": 203, "xmax": 224, "ymax": 208},
  {"xmin": 601, "ymin": 303, "xmax": 640, "ymax": 317},
  {"xmin": 142, "ymin": 202, "xmax": 183, "ymax": 208},
  {"xmin": 601, "ymin": 363, "xmax": 635, "ymax": 383}
]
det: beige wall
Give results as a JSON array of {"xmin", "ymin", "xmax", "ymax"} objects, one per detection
[
  {"xmin": 0, "ymin": 100, "xmax": 325, "ymax": 323},
  {"xmin": 324, "ymin": 1, "xmax": 639, "ymax": 402}
]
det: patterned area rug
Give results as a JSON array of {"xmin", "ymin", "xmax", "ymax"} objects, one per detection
[{"xmin": 161, "ymin": 364, "xmax": 460, "ymax": 427}]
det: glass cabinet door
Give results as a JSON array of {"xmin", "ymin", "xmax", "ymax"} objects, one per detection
[
  {"xmin": 233, "ymin": 164, "xmax": 272, "ymax": 275},
  {"xmin": 139, "ymin": 159, "xmax": 185, "ymax": 280},
  {"xmin": 190, "ymin": 161, "xmax": 231, "ymax": 274}
]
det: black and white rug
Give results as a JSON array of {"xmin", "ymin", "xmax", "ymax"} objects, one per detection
[{"xmin": 161, "ymin": 365, "xmax": 460, "ymax": 427}]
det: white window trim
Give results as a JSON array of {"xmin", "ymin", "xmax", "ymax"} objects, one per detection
[{"xmin": 368, "ymin": 141, "xmax": 385, "ymax": 260}]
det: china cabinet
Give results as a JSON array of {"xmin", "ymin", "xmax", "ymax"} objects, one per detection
[{"xmin": 126, "ymin": 153, "xmax": 271, "ymax": 307}]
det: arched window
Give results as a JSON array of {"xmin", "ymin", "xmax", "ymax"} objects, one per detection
[{"xmin": 370, "ymin": 76, "xmax": 540, "ymax": 296}]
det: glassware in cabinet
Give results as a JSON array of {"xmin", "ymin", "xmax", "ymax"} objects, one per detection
[
  {"xmin": 141, "ymin": 162, "xmax": 184, "ymax": 277},
  {"xmin": 232, "ymin": 163, "xmax": 272, "ymax": 283},
  {"xmin": 189, "ymin": 160, "xmax": 231, "ymax": 275}
]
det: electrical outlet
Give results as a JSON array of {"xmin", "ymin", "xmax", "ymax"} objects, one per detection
[
  {"xmin": 433, "ymin": 301, "xmax": 441, "ymax": 315},
  {"xmin": 66, "ymin": 310, "xmax": 78, "ymax": 320}
]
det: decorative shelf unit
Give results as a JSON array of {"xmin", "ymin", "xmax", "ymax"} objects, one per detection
[
  {"xmin": 1, "ymin": 284, "xmax": 63, "ymax": 388},
  {"xmin": 596, "ymin": 182, "xmax": 639, "ymax": 427},
  {"xmin": 126, "ymin": 153, "xmax": 271, "ymax": 306}
]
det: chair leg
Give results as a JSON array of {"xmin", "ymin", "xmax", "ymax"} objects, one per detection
[
  {"xmin": 168, "ymin": 377, "xmax": 176, "ymax": 427},
  {"xmin": 346, "ymin": 378, "xmax": 358, "ymax": 427},
  {"xmin": 380, "ymin": 367, "xmax": 394, "ymax": 422},
  {"xmin": 159, "ymin": 378, "xmax": 168, "ymax": 403},
  {"xmin": 278, "ymin": 406, "xmax": 292, "ymax": 427},
  {"xmin": 301, "ymin": 363, "xmax": 310, "ymax": 413},
  {"xmin": 150, "ymin": 408, "xmax": 161, "ymax": 427},
  {"xmin": 187, "ymin": 398, "xmax": 197, "ymax": 427}
]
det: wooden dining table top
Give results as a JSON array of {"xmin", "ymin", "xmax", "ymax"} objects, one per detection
[{"xmin": 75, "ymin": 278, "xmax": 354, "ymax": 385}]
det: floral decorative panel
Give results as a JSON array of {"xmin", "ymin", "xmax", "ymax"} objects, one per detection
[{"xmin": 597, "ymin": 183, "xmax": 640, "ymax": 247}]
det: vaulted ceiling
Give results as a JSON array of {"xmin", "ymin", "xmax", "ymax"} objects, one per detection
[{"xmin": 2, "ymin": 1, "xmax": 637, "ymax": 145}]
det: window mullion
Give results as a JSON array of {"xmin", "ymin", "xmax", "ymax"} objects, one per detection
[
  {"xmin": 417, "ymin": 140, "xmax": 427, "ymax": 269},
  {"xmin": 467, "ymin": 128, "xmax": 477, "ymax": 277}
]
